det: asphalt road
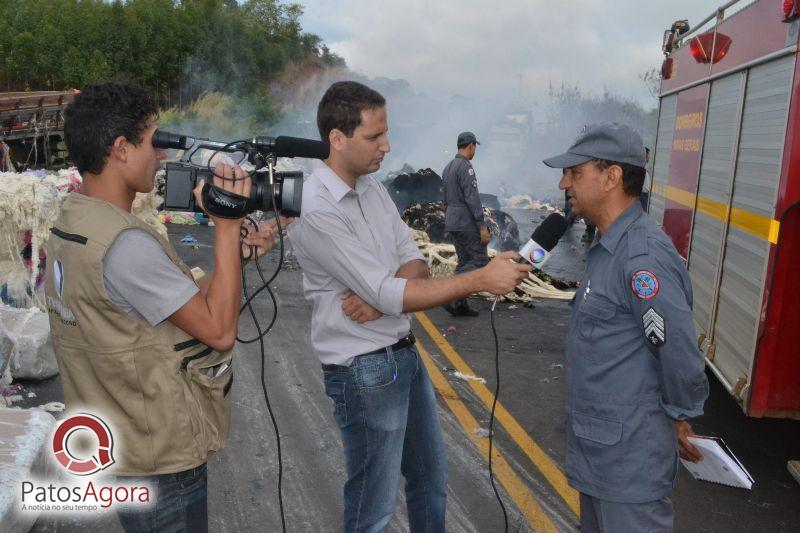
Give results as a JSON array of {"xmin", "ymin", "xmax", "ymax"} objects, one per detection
[{"xmin": 23, "ymin": 217, "xmax": 800, "ymax": 532}]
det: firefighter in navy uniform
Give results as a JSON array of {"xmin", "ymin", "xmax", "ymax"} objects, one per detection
[
  {"xmin": 543, "ymin": 123, "xmax": 709, "ymax": 533},
  {"xmin": 442, "ymin": 131, "xmax": 489, "ymax": 316}
]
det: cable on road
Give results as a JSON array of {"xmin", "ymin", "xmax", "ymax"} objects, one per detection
[
  {"xmin": 489, "ymin": 297, "xmax": 510, "ymax": 532},
  {"xmin": 236, "ymin": 194, "xmax": 287, "ymax": 533}
]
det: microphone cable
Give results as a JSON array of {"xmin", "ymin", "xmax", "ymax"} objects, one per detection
[
  {"xmin": 233, "ymin": 190, "xmax": 288, "ymax": 533},
  {"xmin": 488, "ymin": 296, "xmax": 509, "ymax": 532}
]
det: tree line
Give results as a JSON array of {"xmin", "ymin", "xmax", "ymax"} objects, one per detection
[{"xmin": 0, "ymin": 0, "xmax": 344, "ymax": 108}]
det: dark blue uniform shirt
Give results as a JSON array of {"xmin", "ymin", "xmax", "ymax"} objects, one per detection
[
  {"xmin": 565, "ymin": 201, "xmax": 709, "ymax": 503},
  {"xmin": 442, "ymin": 154, "xmax": 484, "ymax": 232}
]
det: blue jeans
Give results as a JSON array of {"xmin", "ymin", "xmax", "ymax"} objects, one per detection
[
  {"xmin": 323, "ymin": 345, "xmax": 448, "ymax": 533},
  {"xmin": 116, "ymin": 463, "xmax": 208, "ymax": 533}
]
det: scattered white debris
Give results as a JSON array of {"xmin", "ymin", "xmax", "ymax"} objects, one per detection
[
  {"xmin": 411, "ymin": 229, "xmax": 575, "ymax": 302},
  {"xmin": 0, "ymin": 169, "xmax": 81, "ymax": 306},
  {"xmin": 26, "ymin": 392, "xmax": 36, "ymax": 398},
  {"xmin": 453, "ymin": 371, "xmax": 486, "ymax": 384},
  {"xmin": 0, "ymin": 304, "xmax": 58, "ymax": 380},
  {"xmin": 506, "ymin": 194, "xmax": 538, "ymax": 209},
  {"xmin": 0, "ymin": 168, "xmax": 166, "ymax": 308},
  {"xmin": 0, "ymin": 407, "xmax": 57, "ymax": 532},
  {"xmin": 473, "ymin": 428, "xmax": 491, "ymax": 438},
  {"xmin": 504, "ymin": 194, "xmax": 564, "ymax": 214},
  {"xmin": 37, "ymin": 401, "xmax": 65, "ymax": 413}
]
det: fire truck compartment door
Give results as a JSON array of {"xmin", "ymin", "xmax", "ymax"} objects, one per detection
[
  {"xmin": 649, "ymin": 94, "xmax": 677, "ymax": 225},
  {"xmin": 688, "ymin": 73, "xmax": 744, "ymax": 337},
  {"xmin": 712, "ymin": 55, "xmax": 794, "ymax": 393}
]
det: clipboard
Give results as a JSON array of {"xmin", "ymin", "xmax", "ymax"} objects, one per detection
[{"xmin": 680, "ymin": 435, "xmax": 754, "ymax": 490}]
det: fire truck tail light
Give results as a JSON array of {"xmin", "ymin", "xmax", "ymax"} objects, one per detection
[
  {"xmin": 690, "ymin": 32, "xmax": 732, "ymax": 64},
  {"xmin": 714, "ymin": 35, "xmax": 733, "ymax": 63},
  {"xmin": 662, "ymin": 30, "xmax": 675, "ymax": 55},
  {"xmin": 661, "ymin": 58, "xmax": 674, "ymax": 79},
  {"xmin": 690, "ymin": 33, "xmax": 714, "ymax": 63},
  {"xmin": 783, "ymin": 0, "xmax": 800, "ymax": 22}
]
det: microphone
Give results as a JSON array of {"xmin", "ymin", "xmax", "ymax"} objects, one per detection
[
  {"xmin": 275, "ymin": 136, "xmax": 330, "ymax": 159},
  {"xmin": 153, "ymin": 130, "xmax": 330, "ymax": 160},
  {"xmin": 518, "ymin": 213, "xmax": 568, "ymax": 267}
]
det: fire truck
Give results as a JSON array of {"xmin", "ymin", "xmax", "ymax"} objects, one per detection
[
  {"xmin": 650, "ymin": 0, "xmax": 800, "ymax": 418},
  {"xmin": 0, "ymin": 90, "xmax": 76, "ymax": 169}
]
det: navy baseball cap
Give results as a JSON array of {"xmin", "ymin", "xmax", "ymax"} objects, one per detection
[
  {"xmin": 457, "ymin": 131, "xmax": 480, "ymax": 146},
  {"xmin": 543, "ymin": 123, "xmax": 646, "ymax": 169}
]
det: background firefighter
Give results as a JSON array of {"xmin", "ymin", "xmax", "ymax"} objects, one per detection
[{"xmin": 441, "ymin": 131, "xmax": 488, "ymax": 317}]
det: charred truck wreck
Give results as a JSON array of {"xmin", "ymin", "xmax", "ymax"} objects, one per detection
[{"xmin": 383, "ymin": 166, "xmax": 520, "ymax": 250}]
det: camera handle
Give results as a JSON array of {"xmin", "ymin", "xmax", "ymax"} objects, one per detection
[{"xmin": 200, "ymin": 182, "xmax": 251, "ymax": 219}]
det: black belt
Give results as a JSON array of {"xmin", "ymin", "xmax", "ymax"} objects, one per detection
[{"xmin": 322, "ymin": 332, "xmax": 416, "ymax": 371}]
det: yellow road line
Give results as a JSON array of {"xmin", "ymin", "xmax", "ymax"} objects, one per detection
[
  {"xmin": 651, "ymin": 182, "xmax": 780, "ymax": 244},
  {"xmin": 415, "ymin": 312, "xmax": 580, "ymax": 516},
  {"xmin": 416, "ymin": 341, "xmax": 559, "ymax": 533}
]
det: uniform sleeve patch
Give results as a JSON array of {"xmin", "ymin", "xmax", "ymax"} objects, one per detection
[
  {"xmin": 468, "ymin": 168, "xmax": 475, "ymax": 176},
  {"xmin": 642, "ymin": 307, "xmax": 666, "ymax": 347},
  {"xmin": 631, "ymin": 270, "xmax": 659, "ymax": 299}
]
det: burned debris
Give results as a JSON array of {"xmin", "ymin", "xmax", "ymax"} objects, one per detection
[
  {"xmin": 385, "ymin": 165, "xmax": 521, "ymax": 251},
  {"xmin": 381, "ymin": 165, "xmax": 574, "ymax": 301},
  {"xmin": 384, "ymin": 166, "xmax": 444, "ymax": 210}
]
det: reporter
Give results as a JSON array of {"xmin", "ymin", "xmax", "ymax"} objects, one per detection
[
  {"xmin": 44, "ymin": 82, "xmax": 281, "ymax": 532},
  {"xmin": 287, "ymin": 81, "xmax": 531, "ymax": 532}
]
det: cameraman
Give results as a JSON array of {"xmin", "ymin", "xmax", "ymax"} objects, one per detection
[{"xmin": 45, "ymin": 82, "xmax": 283, "ymax": 532}]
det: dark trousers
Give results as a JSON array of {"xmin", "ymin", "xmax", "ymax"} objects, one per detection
[
  {"xmin": 116, "ymin": 463, "xmax": 208, "ymax": 533},
  {"xmin": 448, "ymin": 230, "xmax": 489, "ymax": 274},
  {"xmin": 580, "ymin": 492, "xmax": 673, "ymax": 532}
]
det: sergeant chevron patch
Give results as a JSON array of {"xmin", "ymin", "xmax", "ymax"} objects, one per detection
[{"xmin": 643, "ymin": 307, "xmax": 666, "ymax": 347}]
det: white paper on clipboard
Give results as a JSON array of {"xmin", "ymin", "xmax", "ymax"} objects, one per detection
[{"xmin": 680, "ymin": 436, "xmax": 754, "ymax": 489}]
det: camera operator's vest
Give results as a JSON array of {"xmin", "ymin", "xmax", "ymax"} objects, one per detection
[{"xmin": 44, "ymin": 193, "xmax": 232, "ymax": 476}]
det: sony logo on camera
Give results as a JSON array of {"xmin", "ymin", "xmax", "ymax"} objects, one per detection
[{"xmin": 213, "ymin": 196, "xmax": 238, "ymax": 209}]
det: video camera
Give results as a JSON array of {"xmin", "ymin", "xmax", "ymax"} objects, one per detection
[{"xmin": 152, "ymin": 131, "xmax": 330, "ymax": 218}]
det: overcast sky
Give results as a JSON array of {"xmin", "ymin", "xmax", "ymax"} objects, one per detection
[{"xmin": 299, "ymin": 0, "xmax": 724, "ymax": 108}]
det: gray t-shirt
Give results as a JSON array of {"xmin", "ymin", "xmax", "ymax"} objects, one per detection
[{"xmin": 102, "ymin": 229, "xmax": 199, "ymax": 326}]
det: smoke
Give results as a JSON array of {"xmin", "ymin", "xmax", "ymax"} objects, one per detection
[
  {"xmin": 267, "ymin": 70, "xmax": 658, "ymax": 203},
  {"xmin": 267, "ymin": 69, "xmax": 525, "ymax": 194},
  {"xmin": 160, "ymin": 54, "xmax": 657, "ymax": 204}
]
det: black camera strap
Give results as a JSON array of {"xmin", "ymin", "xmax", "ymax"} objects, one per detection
[{"xmin": 201, "ymin": 182, "xmax": 251, "ymax": 219}]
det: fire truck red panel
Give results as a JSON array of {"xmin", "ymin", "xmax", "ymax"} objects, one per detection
[{"xmin": 662, "ymin": 84, "xmax": 709, "ymax": 258}]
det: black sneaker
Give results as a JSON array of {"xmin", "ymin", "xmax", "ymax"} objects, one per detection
[{"xmin": 453, "ymin": 301, "xmax": 479, "ymax": 317}]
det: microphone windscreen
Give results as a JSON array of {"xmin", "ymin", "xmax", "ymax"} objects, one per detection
[
  {"xmin": 531, "ymin": 213, "xmax": 568, "ymax": 251},
  {"xmin": 275, "ymin": 136, "xmax": 330, "ymax": 159}
]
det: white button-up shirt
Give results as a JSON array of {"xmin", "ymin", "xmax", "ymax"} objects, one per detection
[{"xmin": 287, "ymin": 164, "xmax": 425, "ymax": 366}]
